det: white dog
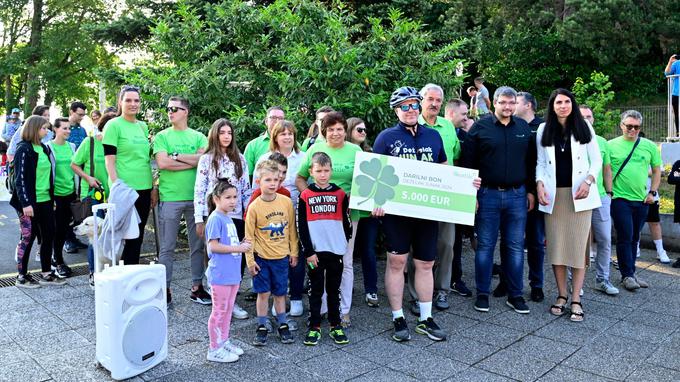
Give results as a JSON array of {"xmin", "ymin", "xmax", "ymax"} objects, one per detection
[{"xmin": 74, "ymin": 215, "xmax": 122, "ymax": 271}]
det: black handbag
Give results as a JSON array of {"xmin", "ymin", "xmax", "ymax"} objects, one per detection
[{"xmin": 70, "ymin": 137, "xmax": 98, "ymax": 224}]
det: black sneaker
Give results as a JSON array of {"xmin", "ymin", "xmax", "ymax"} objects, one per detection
[
  {"xmin": 530, "ymin": 287, "xmax": 545, "ymax": 302},
  {"xmin": 53, "ymin": 264, "xmax": 72, "ymax": 278},
  {"xmin": 506, "ymin": 296, "xmax": 530, "ymax": 314},
  {"xmin": 474, "ymin": 295, "xmax": 489, "ymax": 312},
  {"xmin": 166, "ymin": 288, "xmax": 172, "ymax": 305},
  {"xmin": 253, "ymin": 324, "xmax": 268, "ymax": 346},
  {"xmin": 16, "ymin": 274, "xmax": 40, "ymax": 289},
  {"xmin": 37, "ymin": 272, "xmax": 66, "ymax": 286},
  {"xmin": 391, "ymin": 317, "xmax": 411, "ymax": 342},
  {"xmin": 673, "ymin": 258, "xmax": 680, "ymax": 268},
  {"xmin": 415, "ymin": 317, "xmax": 447, "ymax": 341},
  {"xmin": 89, "ymin": 273, "xmax": 94, "ymax": 290},
  {"xmin": 277, "ymin": 323, "xmax": 294, "ymax": 344},
  {"xmin": 304, "ymin": 328, "xmax": 321, "ymax": 346},
  {"xmin": 329, "ymin": 326, "xmax": 349, "ymax": 344},
  {"xmin": 492, "ymin": 263, "xmax": 501, "ymax": 277},
  {"xmin": 190, "ymin": 285, "xmax": 212, "ymax": 305},
  {"xmin": 451, "ymin": 281, "xmax": 473, "ymax": 297},
  {"xmin": 72, "ymin": 239, "xmax": 88, "ymax": 249},
  {"xmin": 492, "ymin": 280, "xmax": 507, "ymax": 297},
  {"xmin": 244, "ymin": 292, "xmax": 257, "ymax": 301}
]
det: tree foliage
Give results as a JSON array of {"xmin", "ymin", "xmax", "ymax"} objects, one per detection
[
  {"xmin": 125, "ymin": 0, "xmax": 466, "ymax": 148},
  {"xmin": 572, "ymin": 71, "xmax": 618, "ymax": 137}
]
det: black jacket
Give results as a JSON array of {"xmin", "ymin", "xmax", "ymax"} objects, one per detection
[
  {"xmin": 10, "ymin": 140, "xmax": 55, "ymax": 211},
  {"xmin": 668, "ymin": 160, "xmax": 680, "ymax": 223}
]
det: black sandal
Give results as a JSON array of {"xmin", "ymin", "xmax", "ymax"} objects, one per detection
[
  {"xmin": 550, "ymin": 296, "xmax": 568, "ymax": 316},
  {"xmin": 570, "ymin": 301, "xmax": 584, "ymax": 322}
]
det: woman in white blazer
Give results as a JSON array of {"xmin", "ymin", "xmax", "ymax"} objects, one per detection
[{"xmin": 535, "ymin": 88, "xmax": 602, "ymax": 322}]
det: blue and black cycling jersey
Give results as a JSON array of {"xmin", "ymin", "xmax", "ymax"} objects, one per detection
[{"xmin": 373, "ymin": 122, "xmax": 447, "ymax": 164}]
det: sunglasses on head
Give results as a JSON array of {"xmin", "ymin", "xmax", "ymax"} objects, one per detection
[
  {"xmin": 398, "ymin": 103, "xmax": 420, "ymax": 112},
  {"xmin": 166, "ymin": 106, "xmax": 186, "ymax": 113},
  {"xmin": 356, "ymin": 127, "xmax": 366, "ymax": 133},
  {"xmin": 120, "ymin": 85, "xmax": 140, "ymax": 92},
  {"xmin": 622, "ymin": 123, "xmax": 641, "ymax": 131}
]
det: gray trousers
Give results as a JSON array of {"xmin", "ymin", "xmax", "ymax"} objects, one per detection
[
  {"xmin": 408, "ymin": 222, "xmax": 455, "ymax": 299},
  {"xmin": 592, "ymin": 195, "xmax": 612, "ymax": 282},
  {"xmin": 158, "ymin": 201, "xmax": 205, "ymax": 287}
]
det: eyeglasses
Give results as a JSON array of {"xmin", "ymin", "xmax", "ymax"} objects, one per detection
[
  {"xmin": 356, "ymin": 128, "xmax": 366, "ymax": 133},
  {"xmin": 166, "ymin": 106, "xmax": 187, "ymax": 113},
  {"xmin": 398, "ymin": 103, "xmax": 420, "ymax": 112},
  {"xmin": 622, "ymin": 123, "xmax": 641, "ymax": 130}
]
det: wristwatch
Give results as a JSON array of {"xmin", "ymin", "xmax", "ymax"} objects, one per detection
[
  {"xmin": 606, "ymin": 191, "xmax": 613, "ymax": 197},
  {"xmin": 649, "ymin": 190, "xmax": 658, "ymax": 197},
  {"xmin": 171, "ymin": 152, "xmax": 179, "ymax": 161},
  {"xmin": 584, "ymin": 178, "xmax": 593, "ymax": 186}
]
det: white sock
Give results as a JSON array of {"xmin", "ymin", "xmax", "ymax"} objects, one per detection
[
  {"xmin": 654, "ymin": 239, "xmax": 665, "ymax": 253},
  {"xmin": 391, "ymin": 309, "xmax": 404, "ymax": 320},
  {"xmin": 419, "ymin": 301, "xmax": 432, "ymax": 321}
]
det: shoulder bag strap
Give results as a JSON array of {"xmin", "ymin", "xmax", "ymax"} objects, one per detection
[
  {"xmin": 612, "ymin": 137, "xmax": 641, "ymax": 183},
  {"xmin": 88, "ymin": 136, "xmax": 95, "ymax": 193}
]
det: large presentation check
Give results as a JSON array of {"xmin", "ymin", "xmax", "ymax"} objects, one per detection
[{"xmin": 349, "ymin": 152, "xmax": 479, "ymax": 226}]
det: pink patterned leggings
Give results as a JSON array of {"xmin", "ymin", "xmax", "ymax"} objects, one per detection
[{"xmin": 208, "ymin": 284, "xmax": 239, "ymax": 350}]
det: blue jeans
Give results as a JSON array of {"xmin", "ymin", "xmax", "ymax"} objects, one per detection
[
  {"xmin": 526, "ymin": 208, "xmax": 546, "ymax": 288},
  {"xmin": 475, "ymin": 186, "xmax": 527, "ymax": 297},
  {"xmin": 356, "ymin": 216, "xmax": 380, "ymax": 294},
  {"xmin": 611, "ymin": 198, "xmax": 648, "ymax": 279},
  {"xmin": 289, "ymin": 248, "xmax": 305, "ymax": 301}
]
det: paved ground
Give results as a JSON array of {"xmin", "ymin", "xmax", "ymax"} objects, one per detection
[{"xmin": 1, "ymin": 243, "xmax": 680, "ymax": 382}]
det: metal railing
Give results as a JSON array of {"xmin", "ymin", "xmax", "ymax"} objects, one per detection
[
  {"xmin": 604, "ymin": 105, "xmax": 668, "ymax": 142},
  {"xmin": 667, "ymin": 74, "xmax": 680, "ymax": 141}
]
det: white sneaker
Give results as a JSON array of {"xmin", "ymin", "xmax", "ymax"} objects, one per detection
[
  {"xmin": 232, "ymin": 303, "xmax": 249, "ymax": 320},
  {"xmin": 636, "ymin": 246, "xmax": 641, "ymax": 258},
  {"xmin": 289, "ymin": 300, "xmax": 303, "ymax": 317},
  {"xmin": 589, "ymin": 250, "xmax": 596, "ymax": 261},
  {"xmin": 222, "ymin": 340, "xmax": 244, "ymax": 356},
  {"xmin": 207, "ymin": 347, "xmax": 238, "ymax": 363},
  {"xmin": 657, "ymin": 250, "xmax": 671, "ymax": 264}
]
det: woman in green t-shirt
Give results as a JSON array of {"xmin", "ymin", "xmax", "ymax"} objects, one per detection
[
  {"xmin": 48, "ymin": 118, "xmax": 78, "ymax": 279},
  {"xmin": 10, "ymin": 116, "xmax": 65, "ymax": 287},
  {"xmin": 296, "ymin": 111, "xmax": 362, "ymax": 327},
  {"xmin": 102, "ymin": 85, "xmax": 153, "ymax": 265}
]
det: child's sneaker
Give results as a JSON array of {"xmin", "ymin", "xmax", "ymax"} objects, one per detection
[
  {"xmin": 16, "ymin": 274, "xmax": 40, "ymax": 289},
  {"xmin": 252, "ymin": 324, "xmax": 268, "ymax": 346},
  {"xmin": 303, "ymin": 328, "xmax": 321, "ymax": 346},
  {"xmin": 277, "ymin": 323, "xmax": 295, "ymax": 344},
  {"xmin": 222, "ymin": 340, "xmax": 244, "ymax": 356},
  {"xmin": 37, "ymin": 272, "xmax": 66, "ymax": 286},
  {"xmin": 207, "ymin": 347, "xmax": 238, "ymax": 363},
  {"xmin": 329, "ymin": 326, "xmax": 349, "ymax": 345}
]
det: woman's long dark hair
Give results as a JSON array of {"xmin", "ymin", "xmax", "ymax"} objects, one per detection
[
  {"xmin": 206, "ymin": 118, "xmax": 243, "ymax": 179},
  {"xmin": 541, "ymin": 88, "xmax": 592, "ymax": 147}
]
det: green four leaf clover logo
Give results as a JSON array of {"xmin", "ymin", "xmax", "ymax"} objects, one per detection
[{"xmin": 355, "ymin": 158, "xmax": 399, "ymax": 206}]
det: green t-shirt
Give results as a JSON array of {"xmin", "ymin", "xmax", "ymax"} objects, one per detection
[
  {"xmin": 153, "ymin": 127, "xmax": 208, "ymax": 201},
  {"xmin": 102, "ymin": 117, "xmax": 152, "ymax": 190},
  {"xmin": 243, "ymin": 132, "xmax": 270, "ymax": 177},
  {"xmin": 72, "ymin": 137, "xmax": 109, "ymax": 200},
  {"xmin": 608, "ymin": 136, "xmax": 661, "ymax": 201},
  {"xmin": 51, "ymin": 142, "xmax": 75, "ymax": 196},
  {"xmin": 33, "ymin": 144, "xmax": 51, "ymax": 202},
  {"xmin": 595, "ymin": 135, "xmax": 610, "ymax": 197},
  {"xmin": 418, "ymin": 115, "xmax": 460, "ymax": 164}
]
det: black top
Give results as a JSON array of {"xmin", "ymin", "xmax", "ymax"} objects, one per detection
[
  {"xmin": 9, "ymin": 140, "xmax": 55, "ymax": 211},
  {"xmin": 555, "ymin": 136, "xmax": 572, "ymax": 187},
  {"xmin": 528, "ymin": 116, "xmax": 545, "ymax": 133},
  {"xmin": 461, "ymin": 114, "xmax": 536, "ymax": 191},
  {"xmin": 667, "ymin": 160, "xmax": 680, "ymax": 223}
]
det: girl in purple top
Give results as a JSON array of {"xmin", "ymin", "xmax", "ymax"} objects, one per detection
[{"xmin": 205, "ymin": 180, "xmax": 252, "ymax": 363}]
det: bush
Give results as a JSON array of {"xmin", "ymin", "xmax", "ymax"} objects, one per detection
[
  {"xmin": 572, "ymin": 71, "xmax": 619, "ymax": 137},
  {"xmin": 122, "ymin": 0, "xmax": 466, "ymax": 148}
]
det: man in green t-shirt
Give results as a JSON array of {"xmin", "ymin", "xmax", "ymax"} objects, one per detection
[
  {"xmin": 405, "ymin": 83, "xmax": 461, "ymax": 313},
  {"xmin": 608, "ymin": 110, "xmax": 661, "ymax": 291},
  {"xmin": 243, "ymin": 106, "xmax": 285, "ymax": 179},
  {"xmin": 153, "ymin": 96, "xmax": 209, "ymax": 304},
  {"xmin": 580, "ymin": 105, "xmax": 619, "ymax": 296}
]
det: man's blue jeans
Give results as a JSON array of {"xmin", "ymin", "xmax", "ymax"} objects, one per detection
[
  {"xmin": 475, "ymin": 186, "xmax": 527, "ymax": 297},
  {"xmin": 526, "ymin": 208, "xmax": 546, "ymax": 289},
  {"xmin": 611, "ymin": 198, "xmax": 648, "ymax": 279}
]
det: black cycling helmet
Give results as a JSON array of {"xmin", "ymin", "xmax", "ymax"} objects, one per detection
[{"xmin": 389, "ymin": 86, "xmax": 423, "ymax": 109}]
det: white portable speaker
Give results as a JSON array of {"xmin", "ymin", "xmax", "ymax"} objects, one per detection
[{"xmin": 95, "ymin": 263, "xmax": 168, "ymax": 380}]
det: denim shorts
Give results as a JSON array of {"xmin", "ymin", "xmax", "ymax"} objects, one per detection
[{"xmin": 252, "ymin": 256, "xmax": 289, "ymax": 296}]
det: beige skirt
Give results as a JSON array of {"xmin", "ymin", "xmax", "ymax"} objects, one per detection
[{"xmin": 545, "ymin": 187, "xmax": 592, "ymax": 268}]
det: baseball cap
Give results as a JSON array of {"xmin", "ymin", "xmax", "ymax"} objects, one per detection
[{"xmin": 11, "ymin": 108, "xmax": 20, "ymax": 113}]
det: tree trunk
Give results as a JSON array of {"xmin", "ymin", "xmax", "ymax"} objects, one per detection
[{"xmin": 25, "ymin": 0, "xmax": 44, "ymax": 112}]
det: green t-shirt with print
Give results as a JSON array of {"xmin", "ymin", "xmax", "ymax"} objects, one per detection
[
  {"xmin": 51, "ymin": 142, "xmax": 75, "ymax": 196},
  {"xmin": 595, "ymin": 135, "xmax": 610, "ymax": 197},
  {"xmin": 33, "ymin": 144, "xmax": 51, "ymax": 202},
  {"xmin": 72, "ymin": 137, "xmax": 109, "ymax": 200},
  {"xmin": 243, "ymin": 132, "xmax": 270, "ymax": 177},
  {"xmin": 608, "ymin": 136, "xmax": 661, "ymax": 201},
  {"xmin": 418, "ymin": 115, "xmax": 460, "ymax": 164},
  {"xmin": 153, "ymin": 127, "xmax": 208, "ymax": 202},
  {"xmin": 102, "ymin": 117, "xmax": 152, "ymax": 190}
]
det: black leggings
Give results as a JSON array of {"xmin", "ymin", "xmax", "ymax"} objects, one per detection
[
  {"xmin": 16, "ymin": 201, "xmax": 55, "ymax": 274},
  {"xmin": 121, "ymin": 189, "xmax": 151, "ymax": 265},
  {"xmin": 53, "ymin": 193, "xmax": 76, "ymax": 265}
]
